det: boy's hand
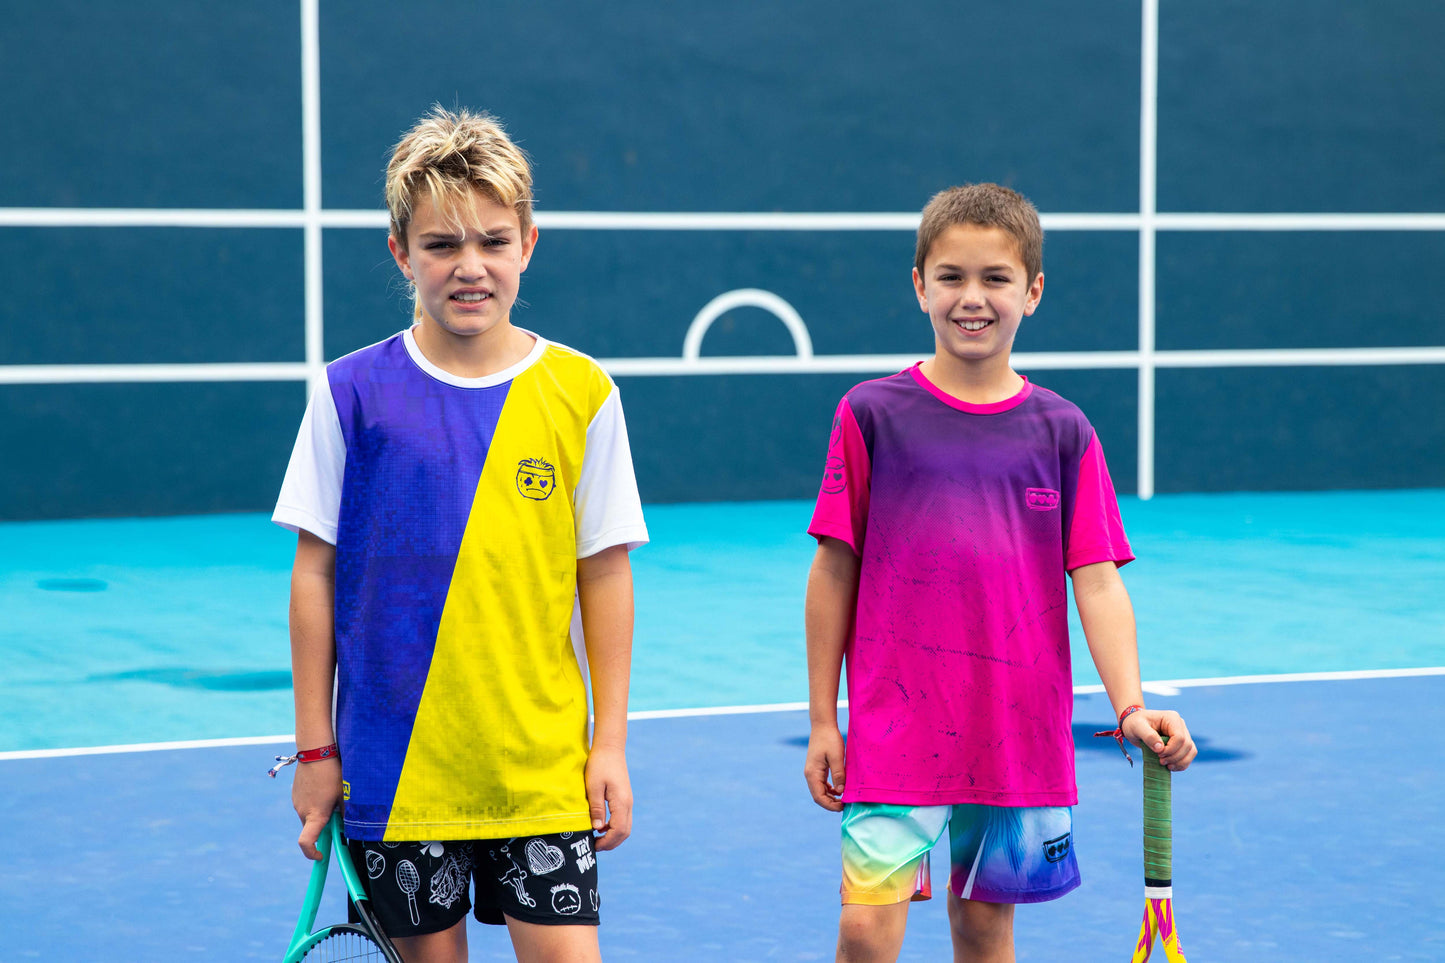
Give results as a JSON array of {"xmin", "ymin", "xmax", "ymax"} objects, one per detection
[
  {"xmin": 804, "ymin": 725, "xmax": 847, "ymax": 811},
  {"xmin": 1123, "ymin": 709, "xmax": 1198, "ymax": 772},
  {"xmin": 292, "ymin": 756, "xmax": 343, "ymax": 860},
  {"xmin": 585, "ymin": 745, "xmax": 633, "ymax": 851}
]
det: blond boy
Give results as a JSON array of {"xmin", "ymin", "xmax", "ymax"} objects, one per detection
[{"xmin": 274, "ymin": 107, "xmax": 647, "ymax": 963}]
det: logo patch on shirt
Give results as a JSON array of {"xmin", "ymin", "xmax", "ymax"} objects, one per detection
[
  {"xmin": 821, "ymin": 455, "xmax": 846, "ymax": 494},
  {"xmin": 1025, "ymin": 488, "xmax": 1060, "ymax": 511},
  {"xmin": 1043, "ymin": 832, "xmax": 1072, "ymax": 863},
  {"xmin": 516, "ymin": 458, "xmax": 556, "ymax": 500}
]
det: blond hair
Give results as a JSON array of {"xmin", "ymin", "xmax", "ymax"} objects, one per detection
[
  {"xmin": 385, "ymin": 106, "xmax": 534, "ymax": 249},
  {"xmin": 914, "ymin": 184, "xmax": 1043, "ymax": 282}
]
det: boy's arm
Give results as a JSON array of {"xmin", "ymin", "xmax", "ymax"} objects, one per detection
[
  {"xmin": 804, "ymin": 536, "xmax": 860, "ymax": 812},
  {"xmin": 577, "ymin": 544, "xmax": 635, "ymax": 852},
  {"xmin": 289, "ymin": 529, "xmax": 343, "ymax": 859},
  {"xmin": 1071, "ymin": 560, "xmax": 1197, "ymax": 771}
]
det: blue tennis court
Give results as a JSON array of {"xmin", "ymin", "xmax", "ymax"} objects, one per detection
[
  {"xmin": 5, "ymin": 0, "xmax": 1445, "ymax": 959},
  {"xmin": 2, "ymin": 491, "xmax": 1442, "ymax": 960}
]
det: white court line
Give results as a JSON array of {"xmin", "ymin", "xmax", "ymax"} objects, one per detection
[
  {"xmin": 3, "ymin": 667, "xmax": 1440, "ymax": 762},
  {"xmin": 0, "ymin": 734, "xmax": 297, "ymax": 761}
]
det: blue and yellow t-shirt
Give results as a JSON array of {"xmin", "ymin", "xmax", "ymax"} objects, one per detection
[{"xmin": 274, "ymin": 328, "xmax": 647, "ymax": 841}]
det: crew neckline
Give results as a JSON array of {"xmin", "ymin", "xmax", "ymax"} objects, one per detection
[
  {"xmin": 908, "ymin": 362, "xmax": 1033, "ymax": 413},
  {"xmin": 402, "ymin": 325, "xmax": 547, "ymax": 387}
]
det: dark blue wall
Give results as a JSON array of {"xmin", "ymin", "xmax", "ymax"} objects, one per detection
[{"xmin": 2, "ymin": 1, "xmax": 1442, "ymax": 519}]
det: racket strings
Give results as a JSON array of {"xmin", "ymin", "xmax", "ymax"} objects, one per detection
[{"xmin": 301, "ymin": 928, "xmax": 388, "ymax": 961}]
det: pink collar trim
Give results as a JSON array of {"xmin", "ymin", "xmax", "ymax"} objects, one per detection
[{"xmin": 908, "ymin": 363, "xmax": 1033, "ymax": 413}]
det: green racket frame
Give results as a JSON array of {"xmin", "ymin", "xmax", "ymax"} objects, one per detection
[{"xmin": 282, "ymin": 812, "xmax": 404, "ymax": 963}]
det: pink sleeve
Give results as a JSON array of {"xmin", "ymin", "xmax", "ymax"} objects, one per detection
[
  {"xmin": 807, "ymin": 397, "xmax": 871, "ymax": 554},
  {"xmin": 1065, "ymin": 433, "xmax": 1134, "ymax": 570}
]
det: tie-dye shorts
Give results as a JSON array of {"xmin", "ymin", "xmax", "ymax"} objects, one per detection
[{"xmin": 839, "ymin": 802, "xmax": 1080, "ymax": 905}]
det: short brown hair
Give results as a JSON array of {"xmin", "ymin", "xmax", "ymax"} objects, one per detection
[
  {"xmin": 914, "ymin": 184, "xmax": 1043, "ymax": 282},
  {"xmin": 385, "ymin": 106, "xmax": 534, "ymax": 250}
]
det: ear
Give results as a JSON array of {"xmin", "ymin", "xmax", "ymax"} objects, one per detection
[
  {"xmin": 1023, "ymin": 272, "xmax": 1044, "ymax": 316},
  {"xmin": 912, "ymin": 267, "xmax": 929, "ymax": 312},
  {"xmin": 518, "ymin": 223, "xmax": 540, "ymax": 273},
  {"xmin": 388, "ymin": 234, "xmax": 413, "ymax": 281}
]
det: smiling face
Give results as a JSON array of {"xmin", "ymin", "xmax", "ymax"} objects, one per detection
[
  {"xmin": 912, "ymin": 223, "xmax": 1043, "ymax": 378},
  {"xmin": 388, "ymin": 189, "xmax": 538, "ymax": 345}
]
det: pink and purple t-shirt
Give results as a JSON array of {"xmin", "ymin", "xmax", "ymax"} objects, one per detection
[{"xmin": 808, "ymin": 365, "xmax": 1133, "ymax": 808}]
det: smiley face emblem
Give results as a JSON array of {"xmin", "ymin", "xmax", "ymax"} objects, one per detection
[{"xmin": 517, "ymin": 458, "xmax": 557, "ymax": 500}]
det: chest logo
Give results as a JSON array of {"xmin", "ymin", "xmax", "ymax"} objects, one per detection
[
  {"xmin": 1026, "ymin": 488, "xmax": 1060, "ymax": 511},
  {"xmin": 517, "ymin": 458, "xmax": 557, "ymax": 501}
]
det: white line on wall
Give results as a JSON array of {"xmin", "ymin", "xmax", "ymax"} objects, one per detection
[
  {"xmin": 4, "ymin": 347, "xmax": 1444, "ymax": 385},
  {"xmin": 1137, "ymin": 0, "xmax": 1161, "ymax": 500},
  {"xmin": 300, "ymin": 0, "xmax": 325, "ymax": 395},
  {"xmin": 3, "ymin": 208, "xmax": 1444, "ymax": 231}
]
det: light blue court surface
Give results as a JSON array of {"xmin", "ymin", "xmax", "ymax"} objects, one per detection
[
  {"xmin": 2, "ymin": 490, "xmax": 1443, "ymax": 753},
  {"xmin": 1, "ymin": 491, "xmax": 1443, "ymax": 960}
]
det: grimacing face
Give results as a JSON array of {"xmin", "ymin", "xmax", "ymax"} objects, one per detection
[
  {"xmin": 550, "ymin": 882, "xmax": 582, "ymax": 915},
  {"xmin": 516, "ymin": 458, "xmax": 556, "ymax": 500},
  {"xmin": 388, "ymin": 190, "xmax": 537, "ymax": 344}
]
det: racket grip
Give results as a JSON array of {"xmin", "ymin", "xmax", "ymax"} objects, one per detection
[{"xmin": 1141, "ymin": 739, "xmax": 1173, "ymax": 889}]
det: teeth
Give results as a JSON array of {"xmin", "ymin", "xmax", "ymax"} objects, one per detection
[
  {"xmin": 453, "ymin": 292, "xmax": 488, "ymax": 302},
  {"xmin": 959, "ymin": 319, "xmax": 990, "ymax": 331}
]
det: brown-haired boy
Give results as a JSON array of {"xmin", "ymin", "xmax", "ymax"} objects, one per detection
[{"xmin": 804, "ymin": 183, "xmax": 1196, "ymax": 961}]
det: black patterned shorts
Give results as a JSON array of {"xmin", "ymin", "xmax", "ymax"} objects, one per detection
[{"xmin": 347, "ymin": 830, "xmax": 601, "ymax": 936}]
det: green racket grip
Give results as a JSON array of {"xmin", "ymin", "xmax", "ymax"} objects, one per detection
[
  {"xmin": 283, "ymin": 814, "xmax": 336, "ymax": 963},
  {"xmin": 1141, "ymin": 738, "xmax": 1173, "ymax": 888}
]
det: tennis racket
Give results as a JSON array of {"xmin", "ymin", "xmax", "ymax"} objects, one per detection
[
  {"xmin": 1131, "ymin": 739, "xmax": 1187, "ymax": 962},
  {"xmin": 283, "ymin": 811, "xmax": 404, "ymax": 963}
]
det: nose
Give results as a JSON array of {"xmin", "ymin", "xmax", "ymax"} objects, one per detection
[
  {"xmin": 455, "ymin": 244, "xmax": 488, "ymax": 280},
  {"xmin": 960, "ymin": 279, "xmax": 986, "ymax": 308}
]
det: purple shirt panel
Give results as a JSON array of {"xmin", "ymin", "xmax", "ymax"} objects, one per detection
[{"xmin": 807, "ymin": 366, "xmax": 1133, "ymax": 807}]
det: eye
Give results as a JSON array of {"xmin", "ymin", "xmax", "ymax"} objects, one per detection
[
  {"xmin": 425, "ymin": 240, "xmax": 455, "ymax": 251},
  {"xmin": 484, "ymin": 236, "xmax": 510, "ymax": 248}
]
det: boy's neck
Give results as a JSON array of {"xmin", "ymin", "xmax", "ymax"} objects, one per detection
[
  {"xmin": 919, "ymin": 355, "xmax": 1025, "ymax": 405},
  {"xmin": 412, "ymin": 318, "xmax": 536, "ymax": 379}
]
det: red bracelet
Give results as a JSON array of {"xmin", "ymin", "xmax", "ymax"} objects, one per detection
[
  {"xmin": 296, "ymin": 743, "xmax": 339, "ymax": 763},
  {"xmin": 1093, "ymin": 705, "xmax": 1145, "ymax": 767},
  {"xmin": 267, "ymin": 742, "xmax": 339, "ymax": 778}
]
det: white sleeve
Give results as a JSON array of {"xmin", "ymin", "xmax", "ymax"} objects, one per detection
[
  {"xmin": 272, "ymin": 381, "xmax": 346, "ymax": 545},
  {"xmin": 574, "ymin": 384, "xmax": 649, "ymax": 558}
]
